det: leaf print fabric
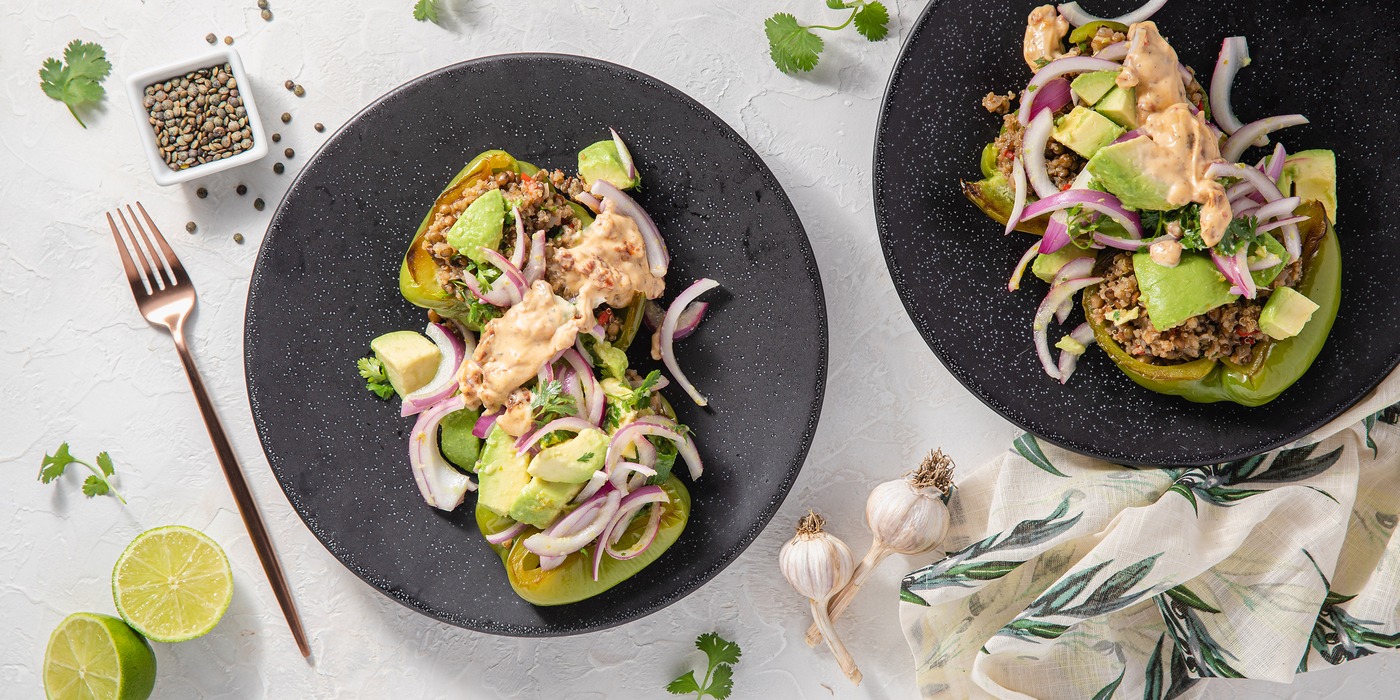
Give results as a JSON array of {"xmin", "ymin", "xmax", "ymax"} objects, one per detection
[{"xmin": 899, "ymin": 375, "xmax": 1400, "ymax": 699}]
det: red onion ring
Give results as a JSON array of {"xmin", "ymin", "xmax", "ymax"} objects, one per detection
[
  {"xmin": 515, "ymin": 416, "xmax": 597, "ymax": 453},
  {"xmin": 1052, "ymin": 257, "xmax": 1095, "ymax": 324},
  {"xmin": 606, "ymin": 422, "xmax": 703, "ymax": 480},
  {"xmin": 1210, "ymin": 37, "xmax": 1256, "ymax": 138},
  {"xmin": 472, "ymin": 411, "xmax": 499, "ymax": 438},
  {"xmin": 610, "ymin": 127, "xmax": 637, "ymax": 182},
  {"xmin": 1022, "ymin": 189, "xmax": 1142, "ymax": 238},
  {"xmin": 458, "ymin": 270, "xmax": 515, "ymax": 307},
  {"xmin": 1253, "ymin": 196, "xmax": 1301, "ymax": 223},
  {"xmin": 1019, "ymin": 57, "xmax": 1122, "ymax": 126},
  {"xmin": 1035, "ymin": 277, "xmax": 1103, "ymax": 380},
  {"xmin": 602, "ymin": 487, "xmax": 670, "ymax": 565},
  {"xmin": 1006, "ymin": 156, "xmax": 1028, "ymax": 237},
  {"xmin": 1056, "ymin": 322, "xmax": 1098, "ymax": 384},
  {"xmin": 1038, "ymin": 212, "xmax": 1071, "ymax": 254},
  {"xmin": 591, "ymin": 179, "xmax": 669, "ymax": 277},
  {"xmin": 559, "ymin": 348, "xmax": 604, "ymax": 425},
  {"xmin": 574, "ymin": 191, "xmax": 602, "ymax": 213},
  {"xmin": 1263, "ymin": 143, "xmax": 1287, "ymax": 183},
  {"xmin": 524, "ymin": 489, "xmax": 621, "ymax": 557},
  {"xmin": 1257, "ymin": 215, "xmax": 1309, "ymax": 234},
  {"xmin": 1222, "ymin": 115, "xmax": 1309, "ymax": 163},
  {"xmin": 661, "ymin": 278, "xmax": 720, "ymax": 407},
  {"xmin": 509, "ymin": 206, "xmax": 527, "ymax": 269},
  {"xmin": 401, "ymin": 323, "xmax": 469, "ymax": 417},
  {"xmin": 479, "ymin": 248, "xmax": 529, "ymax": 303},
  {"xmin": 409, "ymin": 394, "xmax": 476, "ymax": 510},
  {"xmin": 484, "ymin": 520, "xmax": 527, "ymax": 546},
  {"xmin": 1056, "ymin": 0, "xmax": 1169, "ymax": 26},
  {"xmin": 1094, "ymin": 41, "xmax": 1128, "ymax": 61},
  {"xmin": 1022, "ymin": 109, "xmax": 1059, "ymax": 199}
]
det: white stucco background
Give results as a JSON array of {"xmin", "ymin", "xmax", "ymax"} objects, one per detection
[{"xmin": 3, "ymin": 0, "xmax": 1397, "ymax": 698}]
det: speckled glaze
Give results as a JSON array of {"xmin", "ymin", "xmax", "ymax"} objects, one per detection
[
  {"xmin": 875, "ymin": 0, "xmax": 1400, "ymax": 466},
  {"xmin": 244, "ymin": 54, "xmax": 827, "ymax": 635}
]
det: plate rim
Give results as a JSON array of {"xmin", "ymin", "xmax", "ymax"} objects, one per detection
[
  {"xmin": 244, "ymin": 51, "xmax": 829, "ymax": 635},
  {"xmin": 871, "ymin": 0, "xmax": 1387, "ymax": 467}
]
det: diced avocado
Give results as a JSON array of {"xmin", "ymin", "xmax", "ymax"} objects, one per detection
[
  {"xmin": 582, "ymin": 336, "xmax": 629, "ymax": 381},
  {"xmin": 578, "ymin": 140, "xmax": 640, "ymax": 190},
  {"xmin": 444, "ymin": 188, "xmax": 505, "ymax": 264},
  {"xmin": 1132, "ymin": 251, "xmax": 1238, "ymax": 331},
  {"xmin": 1071, "ymin": 70, "xmax": 1121, "ymax": 106},
  {"xmin": 476, "ymin": 426, "xmax": 532, "ymax": 517},
  {"xmin": 1260, "ymin": 287, "xmax": 1320, "ymax": 340},
  {"xmin": 1087, "ymin": 137, "xmax": 1175, "ymax": 210},
  {"xmin": 1055, "ymin": 336, "xmax": 1087, "ymax": 355},
  {"xmin": 1032, "ymin": 240, "xmax": 1096, "ymax": 282},
  {"xmin": 1104, "ymin": 307, "xmax": 1140, "ymax": 326},
  {"xmin": 439, "ymin": 407, "xmax": 482, "ymax": 471},
  {"xmin": 1095, "ymin": 85, "xmax": 1138, "ymax": 129},
  {"xmin": 527, "ymin": 428, "xmax": 609, "ymax": 483},
  {"xmin": 1249, "ymin": 234, "xmax": 1289, "ymax": 288},
  {"xmin": 369, "ymin": 330, "xmax": 440, "ymax": 396},
  {"xmin": 1052, "ymin": 106, "xmax": 1125, "ymax": 159},
  {"xmin": 1276, "ymin": 149, "xmax": 1337, "ymax": 224},
  {"xmin": 509, "ymin": 477, "xmax": 585, "ymax": 529}
]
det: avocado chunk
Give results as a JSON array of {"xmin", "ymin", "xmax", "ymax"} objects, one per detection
[
  {"xmin": 444, "ymin": 188, "xmax": 505, "ymax": 264},
  {"xmin": 1071, "ymin": 70, "xmax": 1121, "ymax": 106},
  {"xmin": 1095, "ymin": 85, "xmax": 1138, "ymax": 129},
  {"xmin": 527, "ymin": 428, "xmax": 609, "ymax": 483},
  {"xmin": 476, "ymin": 425, "xmax": 532, "ymax": 517},
  {"xmin": 1259, "ymin": 287, "xmax": 1320, "ymax": 340},
  {"xmin": 1132, "ymin": 250, "xmax": 1238, "ymax": 331},
  {"xmin": 1276, "ymin": 149, "xmax": 1337, "ymax": 223},
  {"xmin": 1087, "ymin": 136, "xmax": 1175, "ymax": 210},
  {"xmin": 578, "ymin": 140, "xmax": 640, "ymax": 190},
  {"xmin": 369, "ymin": 330, "xmax": 440, "ymax": 397},
  {"xmin": 439, "ymin": 407, "xmax": 482, "ymax": 471},
  {"xmin": 509, "ymin": 477, "xmax": 585, "ymax": 529},
  {"xmin": 581, "ymin": 335, "xmax": 629, "ymax": 381},
  {"xmin": 1053, "ymin": 106, "xmax": 1126, "ymax": 159},
  {"xmin": 1248, "ymin": 234, "xmax": 1289, "ymax": 288},
  {"xmin": 1032, "ymin": 240, "xmax": 1096, "ymax": 282}
]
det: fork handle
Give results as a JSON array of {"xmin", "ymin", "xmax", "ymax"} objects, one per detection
[{"xmin": 170, "ymin": 326, "xmax": 312, "ymax": 658}]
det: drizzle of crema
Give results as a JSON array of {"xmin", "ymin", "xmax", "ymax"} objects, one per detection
[
  {"xmin": 1118, "ymin": 21, "xmax": 1231, "ymax": 246},
  {"xmin": 1022, "ymin": 5, "xmax": 1069, "ymax": 71},
  {"xmin": 457, "ymin": 280, "xmax": 580, "ymax": 413},
  {"xmin": 549, "ymin": 209, "xmax": 665, "ymax": 328}
]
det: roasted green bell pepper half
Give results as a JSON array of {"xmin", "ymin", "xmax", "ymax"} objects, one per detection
[
  {"xmin": 474, "ymin": 475, "xmax": 690, "ymax": 606},
  {"xmin": 1083, "ymin": 201, "xmax": 1340, "ymax": 406},
  {"xmin": 962, "ymin": 142, "xmax": 1048, "ymax": 236}
]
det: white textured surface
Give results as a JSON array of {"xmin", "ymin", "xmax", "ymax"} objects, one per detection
[{"xmin": 1, "ymin": 1, "xmax": 1394, "ymax": 698}]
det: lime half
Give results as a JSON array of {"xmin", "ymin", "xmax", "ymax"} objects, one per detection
[
  {"xmin": 44, "ymin": 612, "xmax": 156, "ymax": 700},
  {"xmin": 112, "ymin": 525, "xmax": 233, "ymax": 643}
]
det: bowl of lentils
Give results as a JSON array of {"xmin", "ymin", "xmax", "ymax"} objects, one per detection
[{"xmin": 124, "ymin": 47, "xmax": 268, "ymax": 186}]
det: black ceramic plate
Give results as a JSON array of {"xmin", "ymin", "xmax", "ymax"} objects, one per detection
[
  {"xmin": 875, "ymin": 0, "xmax": 1400, "ymax": 466},
  {"xmin": 244, "ymin": 54, "xmax": 826, "ymax": 635}
]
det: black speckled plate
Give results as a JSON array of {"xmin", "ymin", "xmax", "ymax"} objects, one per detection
[
  {"xmin": 875, "ymin": 0, "xmax": 1400, "ymax": 466},
  {"xmin": 244, "ymin": 54, "xmax": 826, "ymax": 635}
]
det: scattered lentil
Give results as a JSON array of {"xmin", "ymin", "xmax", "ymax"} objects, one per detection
[
  {"xmin": 224, "ymin": 36, "xmax": 233, "ymax": 44},
  {"xmin": 284, "ymin": 79, "xmax": 295, "ymax": 90},
  {"xmin": 236, "ymin": 184, "xmax": 248, "ymax": 195},
  {"xmin": 314, "ymin": 123, "xmax": 324, "ymax": 132},
  {"xmin": 196, "ymin": 187, "xmax": 208, "ymax": 199},
  {"xmin": 280, "ymin": 112, "xmax": 291, "ymax": 123},
  {"xmin": 261, "ymin": 9, "xmax": 272, "ymax": 20},
  {"xmin": 185, "ymin": 221, "xmax": 197, "ymax": 233},
  {"xmin": 273, "ymin": 162, "xmax": 285, "ymax": 174},
  {"xmin": 292, "ymin": 85, "xmax": 305, "ymax": 97},
  {"xmin": 205, "ymin": 33, "xmax": 217, "ymax": 44},
  {"xmin": 254, "ymin": 198, "xmax": 265, "ymax": 211},
  {"xmin": 233, "ymin": 233, "xmax": 244, "ymax": 243},
  {"xmin": 271, "ymin": 133, "xmax": 281, "ymax": 142},
  {"xmin": 258, "ymin": 0, "xmax": 268, "ymax": 8},
  {"xmin": 284, "ymin": 147, "xmax": 294, "ymax": 158},
  {"xmin": 141, "ymin": 62, "xmax": 253, "ymax": 172}
]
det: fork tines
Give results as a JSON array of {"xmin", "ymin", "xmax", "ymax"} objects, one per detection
[{"xmin": 106, "ymin": 202, "xmax": 188, "ymax": 296}]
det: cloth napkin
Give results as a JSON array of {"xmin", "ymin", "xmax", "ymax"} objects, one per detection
[{"xmin": 899, "ymin": 370, "xmax": 1400, "ymax": 699}]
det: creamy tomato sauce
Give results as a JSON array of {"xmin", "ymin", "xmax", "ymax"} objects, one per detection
[
  {"xmin": 1023, "ymin": 5, "xmax": 1070, "ymax": 70},
  {"xmin": 458, "ymin": 281, "xmax": 581, "ymax": 413},
  {"xmin": 547, "ymin": 210, "xmax": 665, "ymax": 327}
]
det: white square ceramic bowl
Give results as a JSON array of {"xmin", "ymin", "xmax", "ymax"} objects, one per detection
[{"xmin": 125, "ymin": 47, "xmax": 268, "ymax": 186}]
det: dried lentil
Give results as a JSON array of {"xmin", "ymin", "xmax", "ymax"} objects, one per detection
[
  {"xmin": 293, "ymin": 85, "xmax": 304, "ymax": 97},
  {"xmin": 186, "ymin": 221, "xmax": 197, "ymax": 233},
  {"xmin": 261, "ymin": 9, "xmax": 272, "ymax": 20},
  {"xmin": 233, "ymin": 233, "xmax": 244, "ymax": 243},
  {"xmin": 284, "ymin": 147, "xmax": 294, "ymax": 158},
  {"xmin": 273, "ymin": 162, "xmax": 285, "ymax": 174},
  {"xmin": 284, "ymin": 79, "xmax": 295, "ymax": 91},
  {"xmin": 314, "ymin": 123, "xmax": 324, "ymax": 132},
  {"xmin": 236, "ymin": 184, "xmax": 248, "ymax": 195},
  {"xmin": 271, "ymin": 133, "xmax": 281, "ymax": 142},
  {"xmin": 254, "ymin": 198, "xmax": 265, "ymax": 211},
  {"xmin": 258, "ymin": 0, "xmax": 268, "ymax": 8},
  {"xmin": 280, "ymin": 112, "xmax": 291, "ymax": 123},
  {"xmin": 224, "ymin": 36, "xmax": 233, "ymax": 44},
  {"xmin": 196, "ymin": 187, "xmax": 208, "ymax": 199},
  {"xmin": 141, "ymin": 62, "xmax": 253, "ymax": 171},
  {"xmin": 205, "ymin": 33, "xmax": 217, "ymax": 44}
]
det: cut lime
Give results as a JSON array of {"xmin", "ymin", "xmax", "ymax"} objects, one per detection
[
  {"xmin": 112, "ymin": 525, "xmax": 233, "ymax": 643},
  {"xmin": 44, "ymin": 612, "xmax": 156, "ymax": 700}
]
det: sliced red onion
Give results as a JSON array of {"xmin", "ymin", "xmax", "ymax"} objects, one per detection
[
  {"xmin": 1056, "ymin": 322, "xmax": 1098, "ymax": 384},
  {"xmin": 1257, "ymin": 215, "xmax": 1309, "ymax": 233},
  {"xmin": 1249, "ymin": 253, "xmax": 1283, "ymax": 271},
  {"xmin": 1094, "ymin": 41, "xmax": 1128, "ymax": 62},
  {"xmin": 523, "ymin": 489, "xmax": 621, "ymax": 557},
  {"xmin": 458, "ymin": 270, "xmax": 515, "ymax": 307},
  {"xmin": 1057, "ymin": 0, "xmax": 1169, "ymax": 26},
  {"xmin": 472, "ymin": 411, "xmax": 499, "ymax": 438},
  {"xmin": 523, "ymin": 230, "xmax": 546, "ymax": 284},
  {"xmin": 1052, "ymin": 258, "xmax": 1096, "ymax": 324},
  {"xmin": 1093, "ymin": 232, "xmax": 1152, "ymax": 250},
  {"xmin": 484, "ymin": 520, "xmax": 528, "ymax": 546},
  {"xmin": 1177, "ymin": 63, "xmax": 1194, "ymax": 88},
  {"xmin": 607, "ymin": 502, "xmax": 665, "ymax": 561},
  {"xmin": 552, "ymin": 491, "xmax": 608, "ymax": 535},
  {"xmin": 1110, "ymin": 129, "xmax": 1141, "ymax": 146},
  {"xmin": 1235, "ymin": 247, "xmax": 1256, "ymax": 299},
  {"xmin": 631, "ymin": 414, "xmax": 676, "ymax": 427},
  {"xmin": 1007, "ymin": 240, "xmax": 1042, "ymax": 292},
  {"xmin": 480, "ymin": 248, "xmax": 529, "ymax": 302},
  {"xmin": 509, "ymin": 206, "xmax": 527, "ymax": 269},
  {"xmin": 1211, "ymin": 248, "xmax": 1246, "ymax": 291},
  {"xmin": 1232, "ymin": 202, "xmax": 1261, "ymax": 219},
  {"xmin": 589, "ymin": 324, "xmax": 606, "ymax": 341},
  {"xmin": 1038, "ymin": 213, "xmax": 1071, "ymax": 254},
  {"xmin": 591, "ymin": 179, "xmax": 668, "ymax": 277},
  {"xmin": 1264, "ymin": 143, "xmax": 1287, "ymax": 183},
  {"xmin": 1034, "ymin": 277, "xmax": 1102, "ymax": 380},
  {"xmin": 560, "ymin": 369, "xmax": 586, "ymax": 415},
  {"xmin": 1210, "ymin": 38, "xmax": 1254, "ymax": 136},
  {"xmin": 661, "ymin": 278, "xmax": 719, "ymax": 407},
  {"xmin": 606, "ymin": 421, "xmax": 702, "ymax": 480},
  {"xmin": 559, "ymin": 348, "xmax": 604, "ymax": 425},
  {"xmin": 1225, "ymin": 179, "xmax": 1258, "ymax": 201},
  {"xmin": 603, "ymin": 487, "xmax": 670, "ymax": 563},
  {"xmin": 409, "ymin": 394, "xmax": 476, "ymax": 510},
  {"xmin": 401, "ymin": 323, "xmax": 469, "ymax": 417},
  {"xmin": 610, "ymin": 127, "xmax": 637, "ymax": 182},
  {"xmin": 515, "ymin": 416, "xmax": 596, "ymax": 453},
  {"xmin": 1022, "ymin": 189, "xmax": 1142, "ymax": 238},
  {"xmin": 1253, "ymin": 196, "xmax": 1301, "ymax": 223},
  {"xmin": 1006, "ymin": 156, "xmax": 1028, "ymax": 237},
  {"xmin": 1222, "ymin": 115, "xmax": 1309, "ymax": 163},
  {"xmin": 573, "ymin": 469, "xmax": 610, "ymax": 505},
  {"xmin": 609, "ymin": 461, "xmax": 657, "ymax": 492},
  {"xmin": 574, "ymin": 191, "xmax": 602, "ymax": 214},
  {"xmin": 1207, "ymin": 162, "xmax": 1300, "ymax": 260},
  {"xmin": 1019, "ymin": 58, "xmax": 1121, "ymax": 125},
  {"xmin": 539, "ymin": 555, "xmax": 565, "ymax": 571},
  {"xmin": 643, "ymin": 300, "xmax": 667, "ymax": 330},
  {"xmin": 1020, "ymin": 78, "xmax": 1073, "ymax": 124},
  {"xmin": 643, "ymin": 300, "xmax": 709, "ymax": 341},
  {"xmin": 1023, "ymin": 109, "xmax": 1059, "ymax": 199}
]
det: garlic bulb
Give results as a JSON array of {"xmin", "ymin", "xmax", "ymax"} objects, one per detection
[
  {"xmin": 806, "ymin": 449, "xmax": 954, "ymax": 648},
  {"xmin": 780, "ymin": 511, "xmax": 862, "ymax": 685}
]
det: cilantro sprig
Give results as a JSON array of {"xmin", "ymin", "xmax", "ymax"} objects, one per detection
[
  {"xmin": 39, "ymin": 40, "xmax": 111, "ymax": 128},
  {"xmin": 413, "ymin": 0, "xmax": 441, "ymax": 23},
  {"xmin": 531, "ymin": 379, "xmax": 579, "ymax": 423},
  {"xmin": 357, "ymin": 357, "xmax": 396, "ymax": 399},
  {"xmin": 765, "ymin": 0, "xmax": 889, "ymax": 74},
  {"xmin": 39, "ymin": 443, "xmax": 126, "ymax": 503},
  {"xmin": 666, "ymin": 632, "xmax": 742, "ymax": 699}
]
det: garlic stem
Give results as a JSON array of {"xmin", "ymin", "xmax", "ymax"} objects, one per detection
[
  {"xmin": 810, "ymin": 597, "xmax": 862, "ymax": 685},
  {"xmin": 805, "ymin": 542, "xmax": 892, "ymax": 647}
]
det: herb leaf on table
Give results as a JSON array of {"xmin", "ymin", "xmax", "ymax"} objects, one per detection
[
  {"xmin": 39, "ymin": 40, "xmax": 111, "ymax": 128},
  {"xmin": 413, "ymin": 0, "xmax": 441, "ymax": 24},
  {"xmin": 667, "ymin": 632, "xmax": 741, "ymax": 699},
  {"xmin": 39, "ymin": 443, "xmax": 127, "ymax": 504},
  {"xmin": 764, "ymin": 1, "xmax": 889, "ymax": 74}
]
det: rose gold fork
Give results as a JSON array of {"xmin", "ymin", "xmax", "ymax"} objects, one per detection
[{"xmin": 106, "ymin": 202, "xmax": 311, "ymax": 658}]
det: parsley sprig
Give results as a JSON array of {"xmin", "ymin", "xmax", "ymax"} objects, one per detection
[
  {"xmin": 357, "ymin": 357, "xmax": 396, "ymax": 399},
  {"xmin": 39, "ymin": 40, "xmax": 111, "ymax": 128},
  {"xmin": 666, "ymin": 632, "xmax": 742, "ymax": 699},
  {"xmin": 413, "ymin": 0, "xmax": 441, "ymax": 23},
  {"xmin": 765, "ymin": 1, "xmax": 889, "ymax": 74},
  {"xmin": 39, "ymin": 443, "xmax": 126, "ymax": 503}
]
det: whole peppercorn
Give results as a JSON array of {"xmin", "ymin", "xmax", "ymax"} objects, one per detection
[
  {"xmin": 236, "ymin": 184, "xmax": 247, "ymax": 195},
  {"xmin": 273, "ymin": 162, "xmax": 285, "ymax": 174},
  {"xmin": 186, "ymin": 221, "xmax": 197, "ymax": 233},
  {"xmin": 196, "ymin": 187, "xmax": 208, "ymax": 199},
  {"xmin": 284, "ymin": 147, "xmax": 294, "ymax": 158}
]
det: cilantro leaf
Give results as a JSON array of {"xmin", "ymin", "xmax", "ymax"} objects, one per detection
[
  {"xmin": 666, "ymin": 671, "xmax": 702, "ymax": 696},
  {"xmin": 531, "ymin": 380, "xmax": 579, "ymax": 422},
  {"xmin": 357, "ymin": 357, "xmax": 396, "ymax": 400},
  {"xmin": 96, "ymin": 452, "xmax": 114, "ymax": 477},
  {"xmin": 38, "ymin": 40, "xmax": 109, "ymax": 128},
  {"xmin": 1214, "ymin": 216, "xmax": 1262, "ymax": 256},
  {"xmin": 697, "ymin": 632, "xmax": 742, "ymax": 668},
  {"xmin": 40, "ymin": 443, "xmax": 125, "ymax": 504},
  {"xmin": 413, "ymin": 0, "xmax": 440, "ymax": 23},
  {"xmin": 624, "ymin": 370, "xmax": 663, "ymax": 412},
  {"xmin": 82, "ymin": 475, "xmax": 109, "ymax": 498},
  {"xmin": 826, "ymin": 0, "xmax": 848, "ymax": 7},
  {"xmin": 577, "ymin": 452, "xmax": 595, "ymax": 462},
  {"xmin": 705, "ymin": 664, "xmax": 734, "ymax": 700},
  {"xmin": 853, "ymin": 2, "xmax": 890, "ymax": 41},
  {"xmin": 765, "ymin": 13, "xmax": 823, "ymax": 74},
  {"xmin": 39, "ymin": 443, "xmax": 75, "ymax": 483}
]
